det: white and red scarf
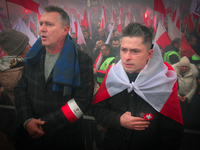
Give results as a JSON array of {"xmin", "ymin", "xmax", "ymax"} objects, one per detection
[{"xmin": 93, "ymin": 41, "xmax": 183, "ymax": 125}]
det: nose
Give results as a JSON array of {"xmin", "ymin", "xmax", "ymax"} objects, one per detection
[
  {"xmin": 125, "ymin": 51, "xmax": 131, "ymax": 60},
  {"xmin": 40, "ymin": 24, "xmax": 47, "ymax": 32}
]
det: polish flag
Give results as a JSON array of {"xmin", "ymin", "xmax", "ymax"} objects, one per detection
[
  {"xmin": 154, "ymin": 0, "xmax": 166, "ymax": 19},
  {"xmin": 155, "ymin": 20, "xmax": 171, "ymax": 50},
  {"xmin": 168, "ymin": 16, "xmax": 195, "ymax": 57},
  {"xmin": 118, "ymin": 13, "xmax": 122, "ymax": 33},
  {"xmin": 165, "ymin": 1, "xmax": 172, "ymax": 14},
  {"xmin": 6, "ymin": 0, "xmax": 39, "ymax": 13},
  {"xmin": 110, "ymin": 4, "xmax": 116, "ymax": 24},
  {"xmin": 16, "ymin": 18, "xmax": 37, "ymax": 46},
  {"xmin": 124, "ymin": 15, "xmax": 130, "ymax": 27},
  {"xmin": 0, "ymin": 18, "xmax": 6, "ymax": 30},
  {"xmin": 69, "ymin": 5, "xmax": 77, "ymax": 15},
  {"xmin": 93, "ymin": 41, "xmax": 183, "ymax": 125},
  {"xmin": 77, "ymin": 10, "xmax": 83, "ymax": 20},
  {"xmin": 127, "ymin": 5, "xmax": 131, "ymax": 21},
  {"xmin": 0, "ymin": 9, "xmax": 7, "ymax": 20},
  {"xmin": 81, "ymin": 9, "xmax": 88, "ymax": 29},
  {"xmin": 71, "ymin": 14, "xmax": 77, "ymax": 36},
  {"xmin": 118, "ymin": 1, "xmax": 124, "ymax": 17},
  {"xmin": 77, "ymin": 20, "xmax": 86, "ymax": 45},
  {"xmin": 100, "ymin": 3, "xmax": 106, "ymax": 29},
  {"xmin": 153, "ymin": 13, "xmax": 157, "ymax": 34},
  {"xmin": 0, "ymin": 47, "xmax": 6, "ymax": 58},
  {"xmin": 184, "ymin": 14, "xmax": 194, "ymax": 32}
]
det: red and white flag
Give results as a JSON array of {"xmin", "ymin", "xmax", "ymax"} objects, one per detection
[
  {"xmin": 100, "ymin": 1, "xmax": 106, "ymax": 29},
  {"xmin": 6, "ymin": 0, "xmax": 39, "ymax": 13},
  {"xmin": 155, "ymin": 20, "xmax": 171, "ymax": 50},
  {"xmin": 168, "ymin": 16, "xmax": 196, "ymax": 57},
  {"xmin": 0, "ymin": 9, "xmax": 7, "ymax": 20},
  {"xmin": 118, "ymin": 13, "xmax": 122, "ymax": 33},
  {"xmin": 71, "ymin": 14, "xmax": 77, "ymax": 36},
  {"xmin": 77, "ymin": 20, "xmax": 86, "ymax": 45},
  {"xmin": 173, "ymin": 5, "xmax": 180, "ymax": 30},
  {"xmin": 154, "ymin": 0, "xmax": 166, "ymax": 19},
  {"xmin": 165, "ymin": 1, "xmax": 172, "ymax": 14},
  {"xmin": 118, "ymin": 1, "xmax": 124, "ymax": 17},
  {"xmin": 171, "ymin": 4, "xmax": 177, "ymax": 22},
  {"xmin": 184, "ymin": 14, "xmax": 194, "ymax": 32},
  {"xmin": 93, "ymin": 41, "xmax": 183, "ymax": 125},
  {"xmin": 16, "ymin": 18, "xmax": 37, "ymax": 46},
  {"xmin": 190, "ymin": 0, "xmax": 200, "ymax": 17},
  {"xmin": 81, "ymin": 9, "xmax": 88, "ymax": 29},
  {"xmin": 110, "ymin": 4, "xmax": 116, "ymax": 24},
  {"xmin": 29, "ymin": 15, "xmax": 36, "ymax": 32},
  {"xmin": 87, "ymin": 11, "xmax": 92, "ymax": 36},
  {"xmin": 127, "ymin": 5, "xmax": 131, "ymax": 21}
]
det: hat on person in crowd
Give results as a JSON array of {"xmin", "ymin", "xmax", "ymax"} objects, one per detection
[
  {"xmin": 179, "ymin": 56, "xmax": 190, "ymax": 67},
  {"xmin": 0, "ymin": 29, "xmax": 29, "ymax": 56}
]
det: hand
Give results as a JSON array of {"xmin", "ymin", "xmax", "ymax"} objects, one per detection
[
  {"xmin": 93, "ymin": 68, "xmax": 98, "ymax": 74},
  {"xmin": 178, "ymin": 96, "xmax": 183, "ymax": 101},
  {"xmin": 181, "ymin": 97, "xmax": 187, "ymax": 102},
  {"xmin": 120, "ymin": 111, "xmax": 150, "ymax": 130},
  {"xmin": 25, "ymin": 118, "xmax": 45, "ymax": 139},
  {"xmin": 98, "ymin": 126, "xmax": 104, "ymax": 131}
]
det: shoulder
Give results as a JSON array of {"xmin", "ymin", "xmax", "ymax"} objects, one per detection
[
  {"xmin": 77, "ymin": 48, "xmax": 92, "ymax": 64},
  {"xmin": 190, "ymin": 63, "xmax": 199, "ymax": 78}
]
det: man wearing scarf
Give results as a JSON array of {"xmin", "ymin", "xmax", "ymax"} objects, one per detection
[
  {"xmin": 14, "ymin": 5, "xmax": 94, "ymax": 150},
  {"xmin": 92, "ymin": 23, "xmax": 183, "ymax": 150}
]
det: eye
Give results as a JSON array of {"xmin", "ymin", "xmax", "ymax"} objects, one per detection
[
  {"xmin": 121, "ymin": 48, "xmax": 127, "ymax": 52},
  {"xmin": 47, "ymin": 23, "xmax": 52, "ymax": 26},
  {"xmin": 39, "ymin": 22, "xmax": 43, "ymax": 26}
]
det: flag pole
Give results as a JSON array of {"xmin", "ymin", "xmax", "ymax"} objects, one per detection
[{"xmin": 5, "ymin": 0, "xmax": 12, "ymax": 28}]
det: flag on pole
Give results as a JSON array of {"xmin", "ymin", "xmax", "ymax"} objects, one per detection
[
  {"xmin": 16, "ymin": 18, "xmax": 37, "ymax": 46},
  {"xmin": 165, "ymin": 1, "xmax": 172, "ymax": 14},
  {"xmin": 127, "ymin": 5, "xmax": 131, "ymax": 20},
  {"xmin": 0, "ymin": 9, "xmax": 7, "ymax": 20},
  {"xmin": 87, "ymin": 11, "xmax": 92, "ymax": 36},
  {"xmin": 110, "ymin": 4, "xmax": 116, "ymax": 24},
  {"xmin": 184, "ymin": 14, "xmax": 194, "ymax": 32},
  {"xmin": 118, "ymin": 1, "xmax": 124, "ymax": 17},
  {"xmin": 118, "ymin": 13, "xmax": 122, "ymax": 33},
  {"xmin": 81, "ymin": 9, "xmax": 88, "ymax": 29},
  {"xmin": 29, "ymin": 15, "xmax": 36, "ymax": 32},
  {"xmin": 77, "ymin": 20, "xmax": 86, "ymax": 45},
  {"xmin": 154, "ymin": 0, "xmax": 166, "ymax": 18},
  {"xmin": 100, "ymin": 3, "xmax": 106, "ymax": 29},
  {"xmin": 71, "ymin": 14, "xmax": 77, "ymax": 36},
  {"xmin": 171, "ymin": 4, "xmax": 177, "ymax": 22},
  {"xmin": 6, "ymin": 0, "xmax": 39, "ymax": 13},
  {"xmin": 155, "ymin": 20, "xmax": 171, "ymax": 50},
  {"xmin": 168, "ymin": 16, "xmax": 195, "ymax": 57},
  {"xmin": 173, "ymin": 5, "xmax": 180, "ymax": 30}
]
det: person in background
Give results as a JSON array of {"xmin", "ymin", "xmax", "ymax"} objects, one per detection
[
  {"xmin": 71, "ymin": 32, "xmax": 77, "ymax": 42},
  {"xmin": 83, "ymin": 30, "xmax": 95, "ymax": 55},
  {"xmin": 81, "ymin": 43, "xmax": 93, "ymax": 59},
  {"xmin": 163, "ymin": 38, "xmax": 182, "ymax": 64},
  {"xmin": 0, "ymin": 29, "xmax": 31, "ymax": 146},
  {"xmin": 111, "ymin": 37, "xmax": 121, "ymax": 58},
  {"xmin": 14, "ymin": 5, "xmax": 94, "ymax": 150},
  {"xmin": 93, "ymin": 38, "xmax": 105, "ymax": 62},
  {"xmin": 172, "ymin": 56, "xmax": 198, "ymax": 126}
]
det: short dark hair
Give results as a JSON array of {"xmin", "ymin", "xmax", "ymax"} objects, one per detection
[
  {"xmin": 112, "ymin": 37, "xmax": 120, "ymax": 42},
  {"xmin": 81, "ymin": 25, "xmax": 86, "ymax": 29},
  {"xmin": 122, "ymin": 23, "xmax": 153, "ymax": 50},
  {"xmin": 187, "ymin": 35, "xmax": 196, "ymax": 42},
  {"xmin": 102, "ymin": 44, "xmax": 112, "ymax": 52},
  {"xmin": 98, "ymin": 38, "xmax": 106, "ymax": 43},
  {"xmin": 44, "ymin": 5, "xmax": 70, "ymax": 27},
  {"xmin": 171, "ymin": 38, "xmax": 181, "ymax": 46}
]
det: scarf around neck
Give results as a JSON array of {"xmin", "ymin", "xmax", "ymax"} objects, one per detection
[{"xmin": 25, "ymin": 34, "xmax": 80, "ymax": 95}]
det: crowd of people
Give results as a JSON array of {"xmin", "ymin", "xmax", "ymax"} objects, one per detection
[{"xmin": 0, "ymin": 1, "xmax": 200, "ymax": 149}]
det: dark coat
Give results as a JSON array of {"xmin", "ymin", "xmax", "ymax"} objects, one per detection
[
  {"xmin": 92, "ymin": 89, "xmax": 183, "ymax": 150},
  {"xmin": 14, "ymin": 48, "xmax": 94, "ymax": 149}
]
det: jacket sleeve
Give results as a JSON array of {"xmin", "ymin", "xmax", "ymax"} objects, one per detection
[
  {"xmin": 40, "ymin": 51, "xmax": 94, "ymax": 137},
  {"xmin": 159, "ymin": 114, "xmax": 183, "ymax": 150},
  {"xmin": 169, "ymin": 54, "xmax": 180, "ymax": 64},
  {"xmin": 185, "ymin": 78, "xmax": 197, "ymax": 102},
  {"xmin": 14, "ymin": 64, "xmax": 35, "ymax": 125}
]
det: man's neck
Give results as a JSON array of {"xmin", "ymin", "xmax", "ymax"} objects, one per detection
[{"xmin": 46, "ymin": 41, "xmax": 65, "ymax": 54}]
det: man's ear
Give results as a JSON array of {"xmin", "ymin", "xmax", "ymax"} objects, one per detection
[
  {"xmin": 147, "ymin": 49, "xmax": 153, "ymax": 60},
  {"xmin": 63, "ymin": 25, "xmax": 69, "ymax": 36}
]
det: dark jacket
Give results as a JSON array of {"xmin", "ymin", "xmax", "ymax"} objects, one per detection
[
  {"xmin": 164, "ymin": 45, "xmax": 180, "ymax": 64},
  {"xmin": 14, "ymin": 48, "xmax": 94, "ymax": 149},
  {"xmin": 92, "ymin": 74, "xmax": 183, "ymax": 150}
]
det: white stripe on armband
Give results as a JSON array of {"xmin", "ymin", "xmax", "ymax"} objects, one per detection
[{"xmin": 61, "ymin": 99, "xmax": 83, "ymax": 123}]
